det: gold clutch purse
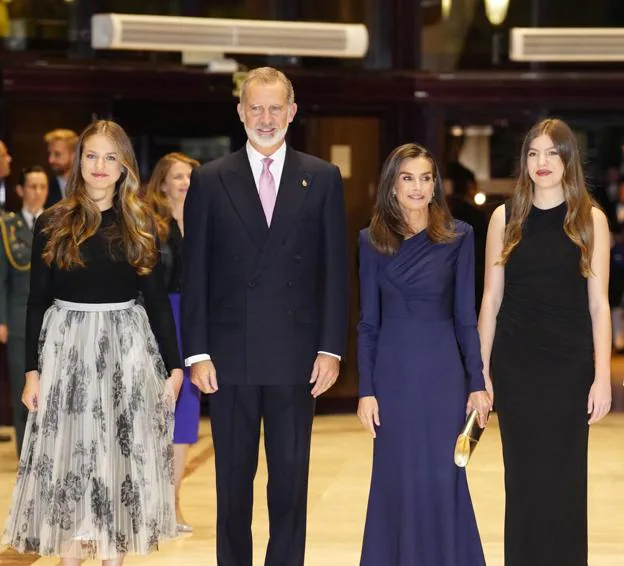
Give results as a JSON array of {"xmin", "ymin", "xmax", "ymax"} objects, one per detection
[{"xmin": 454, "ymin": 409, "xmax": 487, "ymax": 468}]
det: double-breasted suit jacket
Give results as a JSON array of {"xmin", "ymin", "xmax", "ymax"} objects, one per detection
[{"xmin": 182, "ymin": 145, "xmax": 349, "ymax": 382}]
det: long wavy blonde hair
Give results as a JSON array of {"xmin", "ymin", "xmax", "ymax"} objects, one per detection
[
  {"xmin": 500, "ymin": 118, "xmax": 595, "ymax": 277},
  {"xmin": 42, "ymin": 120, "xmax": 159, "ymax": 275},
  {"xmin": 370, "ymin": 143, "xmax": 456, "ymax": 255},
  {"xmin": 143, "ymin": 152, "xmax": 199, "ymax": 242}
]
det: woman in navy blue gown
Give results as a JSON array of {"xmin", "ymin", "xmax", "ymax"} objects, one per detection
[{"xmin": 357, "ymin": 143, "xmax": 491, "ymax": 566}]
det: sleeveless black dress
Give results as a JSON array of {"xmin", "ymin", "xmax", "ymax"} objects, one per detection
[{"xmin": 491, "ymin": 202, "xmax": 594, "ymax": 566}]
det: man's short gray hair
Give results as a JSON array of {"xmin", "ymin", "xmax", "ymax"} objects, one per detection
[{"xmin": 239, "ymin": 67, "xmax": 295, "ymax": 105}]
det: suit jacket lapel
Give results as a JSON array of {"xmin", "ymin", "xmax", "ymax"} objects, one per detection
[
  {"xmin": 251, "ymin": 147, "xmax": 312, "ymax": 278},
  {"xmin": 221, "ymin": 147, "xmax": 268, "ymax": 248}
]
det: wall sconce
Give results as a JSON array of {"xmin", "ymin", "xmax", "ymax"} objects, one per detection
[
  {"xmin": 442, "ymin": 0, "xmax": 452, "ymax": 19},
  {"xmin": 450, "ymin": 125, "xmax": 464, "ymax": 137},
  {"xmin": 484, "ymin": 0, "xmax": 510, "ymax": 26},
  {"xmin": 474, "ymin": 192, "xmax": 487, "ymax": 206}
]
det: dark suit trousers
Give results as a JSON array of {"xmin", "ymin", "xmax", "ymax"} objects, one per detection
[
  {"xmin": 210, "ymin": 384, "xmax": 315, "ymax": 566},
  {"xmin": 7, "ymin": 335, "xmax": 27, "ymax": 457}
]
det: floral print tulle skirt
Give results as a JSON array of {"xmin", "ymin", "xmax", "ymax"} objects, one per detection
[{"xmin": 2, "ymin": 299, "xmax": 177, "ymax": 559}]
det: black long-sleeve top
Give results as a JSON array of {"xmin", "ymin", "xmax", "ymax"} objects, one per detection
[
  {"xmin": 25, "ymin": 207, "xmax": 182, "ymax": 373},
  {"xmin": 160, "ymin": 219, "xmax": 183, "ymax": 294}
]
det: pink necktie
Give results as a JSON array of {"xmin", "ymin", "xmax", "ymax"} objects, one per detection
[{"xmin": 259, "ymin": 157, "xmax": 276, "ymax": 226}]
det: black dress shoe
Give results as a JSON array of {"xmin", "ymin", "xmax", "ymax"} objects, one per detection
[{"xmin": 0, "ymin": 433, "xmax": 11, "ymax": 442}]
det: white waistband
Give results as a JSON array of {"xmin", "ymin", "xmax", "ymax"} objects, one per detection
[{"xmin": 54, "ymin": 299, "xmax": 136, "ymax": 312}]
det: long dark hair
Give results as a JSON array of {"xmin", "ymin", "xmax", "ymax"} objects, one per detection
[
  {"xmin": 500, "ymin": 118, "xmax": 594, "ymax": 276},
  {"xmin": 369, "ymin": 143, "xmax": 456, "ymax": 255}
]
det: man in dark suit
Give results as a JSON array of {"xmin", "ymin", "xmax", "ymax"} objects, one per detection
[
  {"xmin": 182, "ymin": 67, "xmax": 348, "ymax": 566},
  {"xmin": 591, "ymin": 165, "xmax": 619, "ymax": 231},
  {"xmin": 446, "ymin": 160, "xmax": 488, "ymax": 310},
  {"xmin": 0, "ymin": 166, "xmax": 48, "ymax": 455},
  {"xmin": 43, "ymin": 128, "xmax": 77, "ymax": 207}
]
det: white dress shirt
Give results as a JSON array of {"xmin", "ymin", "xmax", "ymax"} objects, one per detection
[
  {"xmin": 246, "ymin": 140, "xmax": 286, "ymax": 193},
  {"xmin": 185, "ymin": 142, "xmax": 339, "ymax": 366},
  {"xmin": 22, "ymin": 208, "xmax": 43, "ymax": 230}
]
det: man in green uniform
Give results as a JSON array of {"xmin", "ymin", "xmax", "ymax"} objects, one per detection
[{"xmin": 0, "ymin": 166, "xmax": 48, "ymax": 456}]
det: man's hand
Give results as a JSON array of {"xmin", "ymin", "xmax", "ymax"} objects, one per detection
[
  {"xmin": 309, "ymin": 354, "xmax": 340, "ymax": 398},
  {"xmin": 191, "ymin": 360, "xmax": 218, "ymax": 394}
]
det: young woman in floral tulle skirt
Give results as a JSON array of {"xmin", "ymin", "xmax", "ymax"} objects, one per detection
[{"xmin": 2, "ymin": 120, "xmax": 183, "ymax": 566}]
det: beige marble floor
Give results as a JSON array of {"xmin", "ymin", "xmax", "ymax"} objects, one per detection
[{"xmin": 0, "ymin": 411, "xmax": 622, "ymax": 566}]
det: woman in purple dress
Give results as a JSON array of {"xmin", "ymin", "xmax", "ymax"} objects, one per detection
[
  {"xmin": 357, "ymin": 143, "xmax": 491, "ymax": 565},
  {"xmin": 145, "ymin": 153, "xmax": 200, "ymax": 533}
]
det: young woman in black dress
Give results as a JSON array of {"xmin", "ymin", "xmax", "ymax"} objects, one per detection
[{"xmin": 479, "ymin": 118, "xmax": 612, "ymax": 566}]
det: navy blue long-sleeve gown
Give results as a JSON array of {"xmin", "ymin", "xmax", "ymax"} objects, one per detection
[{"xmin": 357, "ymin": 221, "xmax": 486, "ymax": 566}]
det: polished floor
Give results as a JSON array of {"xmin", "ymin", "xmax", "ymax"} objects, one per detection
[{"xmin": 0, "ymin": 404, "xmax": 623, "ymax": 565}]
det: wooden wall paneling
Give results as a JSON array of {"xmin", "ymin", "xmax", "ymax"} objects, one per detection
[{"xmin": 304, "ymin": 116, "xmax": 380, "ymax": 399}]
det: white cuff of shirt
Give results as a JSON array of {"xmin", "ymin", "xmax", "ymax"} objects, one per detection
[
  {"xmin": 318, "ymin": 351, "xmax": 341, "ymax": 361},
  {"xmin": 185, "ymin": 351, "xmax": 340, "ymax": 366},
  {"xmin": 185, "ymin": 353, "xmax": 211, "ymax": 367}
]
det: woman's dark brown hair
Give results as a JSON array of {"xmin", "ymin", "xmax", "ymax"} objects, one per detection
[
  {"xmin": 500, "ymin": 118, "xmax": 594, "ymax": 276},
  {"xmin": 369, "ymin": 143, "xmax": 456, "ymax": 255}
]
